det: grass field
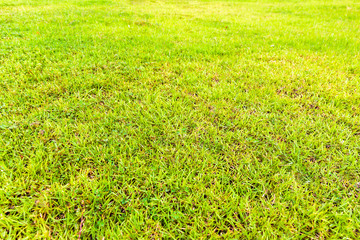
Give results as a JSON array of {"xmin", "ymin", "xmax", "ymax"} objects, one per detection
[{"xmin": 1, "ymin": 0, "xmax": 360, "ymax": 238}]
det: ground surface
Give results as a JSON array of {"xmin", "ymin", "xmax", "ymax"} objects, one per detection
[{"xmin": 0, "ymin": 0, "xmax": 360, "ymax": 238}]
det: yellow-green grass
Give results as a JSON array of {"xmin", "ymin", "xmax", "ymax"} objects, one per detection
[{"xmin": 0, "ymin": 0, "xmax": 360, "ymax": 238}]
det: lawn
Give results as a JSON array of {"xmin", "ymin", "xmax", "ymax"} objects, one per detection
[{"xmin": 0, "ymin": 0, "xmax": 360, "ymax": 238}]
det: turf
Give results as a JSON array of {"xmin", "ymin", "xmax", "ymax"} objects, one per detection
[{"xmin": 0, "ymin": 0, "xmax": 360, "ymax": 238}]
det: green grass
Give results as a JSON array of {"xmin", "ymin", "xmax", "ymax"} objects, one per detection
[{"xmin": 0, "ymin": 0, "xmax": 360, "ymax": 238}]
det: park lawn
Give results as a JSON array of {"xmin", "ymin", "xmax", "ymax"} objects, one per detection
[{"xmin": 0, "ymin": 0, "xmax": 360, "ymax": 238}]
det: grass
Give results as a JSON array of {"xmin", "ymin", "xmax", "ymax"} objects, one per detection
[{"xmin": 0, "ymin": 0, "xmax": 360, "ymax": 238}]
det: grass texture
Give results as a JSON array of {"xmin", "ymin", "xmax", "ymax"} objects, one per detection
[{"xmin": 0, "ymin": 0, "xmax": 360, "ymax": 238}]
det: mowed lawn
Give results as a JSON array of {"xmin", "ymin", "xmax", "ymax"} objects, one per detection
[{"xmin": 0, "ymin": 0, "xmax": 360, "ymax": 238}]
